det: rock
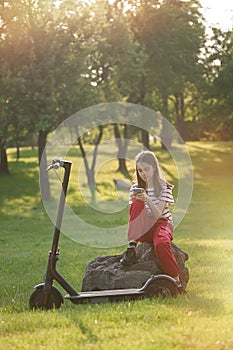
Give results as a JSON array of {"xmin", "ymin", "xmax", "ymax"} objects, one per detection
[
  {"xmin": 81, "ymin": 242, "xmax": 189, "ymax": 292},
  {"xmin": 113, "ymin": 179, "xmax": 131, "ymax": 190}
]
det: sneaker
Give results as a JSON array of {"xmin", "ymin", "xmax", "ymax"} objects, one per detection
[
  {"xmin": 120, "ymin": 248, "xmax": 137, "ymax": 266},
  {"xmin": 174, "ymin": 276, "xmax": 186, "ymax": 294},
  {"xmin": 174, "ymin": 275, "xmax": 182, "ymax": 289}
]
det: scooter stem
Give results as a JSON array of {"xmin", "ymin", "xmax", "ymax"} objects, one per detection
[
  {"xmin": 44, "ymin": 159, "xmax": 78, "ymax": 296},
  {"xmin": 51, "ymin": 160, "xmax": 72, "ymax": 254}
]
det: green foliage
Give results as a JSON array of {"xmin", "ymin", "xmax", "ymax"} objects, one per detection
[
  {"xmin": 1, "ymin": 143, "xmax": 233, "ymax": 349},
  {"xmin": 0, "ymin": 0, "xmax": 233, "ymax": 175}
]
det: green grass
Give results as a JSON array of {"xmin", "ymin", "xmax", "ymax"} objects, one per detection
[{"xmin": 1, "ymin": 142, "xmax": 233, "ymax": 350}]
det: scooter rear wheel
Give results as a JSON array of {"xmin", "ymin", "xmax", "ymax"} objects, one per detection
[
  {"xmin": 145, "ymin": 279, "xmax": 177, "ymax": 298},
  {"xmin": 29, "ymin": 285, "xmax": 63, "ymax": 310}
]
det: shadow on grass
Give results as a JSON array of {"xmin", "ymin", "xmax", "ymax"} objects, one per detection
[{"xmin": 0, "ymin": 158, "xmax": 40, "ymax": 208}]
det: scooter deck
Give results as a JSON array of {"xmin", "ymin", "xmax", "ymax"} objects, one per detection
[
  {"xmin": 65, "ymin": 288, "xmax": 144, "ymax": 304},
  {"xmin": 64, "ymin": 274, "xmax": 178, "ymax": 304}
]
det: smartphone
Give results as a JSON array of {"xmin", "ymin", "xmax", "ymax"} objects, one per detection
[{"xmin": 133, "ymin": 188, "xmax": 143, "ymax": 194}]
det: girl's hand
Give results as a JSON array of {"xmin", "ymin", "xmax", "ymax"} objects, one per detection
[{"xmin": 132, "ymin": 189, "xmax": 148, "ymax": 202}]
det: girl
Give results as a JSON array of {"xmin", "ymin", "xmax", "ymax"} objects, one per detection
[{"xmin": 120, "ymin": 150, "xmax": 181, "ymax": 286}]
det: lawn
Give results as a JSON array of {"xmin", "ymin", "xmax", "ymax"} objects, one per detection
[{"xmin": 0, "ymin": 141, "xmax": 233, "ymax": 350}]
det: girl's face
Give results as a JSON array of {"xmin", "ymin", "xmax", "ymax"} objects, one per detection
[{"xmin": 136, "ymin": 161, "xmax": 155, "ymax": 186}]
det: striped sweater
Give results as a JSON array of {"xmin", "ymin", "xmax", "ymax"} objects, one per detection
[{"xmin": 129, "ymin": 182, "xmax": 175, "ymax": 222}]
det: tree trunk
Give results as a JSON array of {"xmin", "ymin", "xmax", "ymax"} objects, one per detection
[
  {"xmin": 86, "ymin": 169, "xmax": 96, "ymax": 203},
  {"xmin": 38, "ymin": 130, "xmax": 51, "ymax": 201},
  {"xmin": 161, "ymin": 95, "xmax": 172, "ymax": 149},
  {"xmin": 0, "ymin": 138, "xmax": 9, "ymax": 175},
  {"xmin": 77, "ymin": 126, "xmax": 103, "ymax": 203},
  {"xmin": 141, "ymin": 128, "xmax": 150, "ymax": 150},
  {"xmin": 139, "ymin": 76, "xmax": 150, "ymax": 150},
  {"xmin": 16, "ymin": 143, "xmax": 20, "ymax": 160},
  {"xmin": 174, "ymin": 92, "xmax": 185, "ymax": 141},
  {"xmin": 38, "ymin": 130, "xmax": 47, "ymax": 164},
  {"xmin": 113, "ymin": 124, "xmax": 129, "ymax": 174}
]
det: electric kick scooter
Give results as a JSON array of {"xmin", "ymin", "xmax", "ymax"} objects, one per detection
[{"xmin": 29, "ymin": 158, "xmax": 180, "ymax": 310}]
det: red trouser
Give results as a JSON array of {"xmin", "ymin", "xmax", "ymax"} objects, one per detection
[{"xmin": 127, "ymin": 200, "xmax": 180, "ymax": 278}]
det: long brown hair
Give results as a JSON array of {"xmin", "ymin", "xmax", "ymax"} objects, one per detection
[{"xmin": 134, "ymin": 150, "xmax": 166, "ymax": 197}]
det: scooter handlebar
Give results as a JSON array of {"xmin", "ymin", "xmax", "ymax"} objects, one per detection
[{"xmin": 46, "ymin": 158, "xmax": 64, "ymax": 171}]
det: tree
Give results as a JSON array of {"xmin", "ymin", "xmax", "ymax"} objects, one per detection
[
  {"xmin": 203, "ymin": 28, "xmax": 233, "ymax": 140},
  {"xmin": 0, "ymin": 0, "xmax": 31, "ymax": 173},
  {"xmin": 128, "ymin": 0, "xmax": 206, "ymax": 141},
  {"xmin": 78, "ymin": 0, "xmax": 149, "ymax": 170}
]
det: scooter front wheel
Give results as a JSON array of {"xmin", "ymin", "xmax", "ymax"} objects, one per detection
[{"xmin": 29, "ymin": 284, "xmax": 63, "ymax": 310}]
